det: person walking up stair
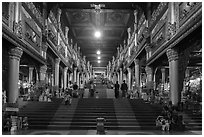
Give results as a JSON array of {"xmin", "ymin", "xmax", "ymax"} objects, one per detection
[
  {"xmin": 114, "ymin": 81, "xmax": 120, "ymax": 98},
  {"xmin": 121, "ymin": 80, "xmax": 128, "ymax": 98},
  {"xmin": 72, "ymin": 82, "xmax": 79, "ymax": 98},
  {"xmin": 79, "ymin": 80, "xmax": 84, "ymax": 98}
]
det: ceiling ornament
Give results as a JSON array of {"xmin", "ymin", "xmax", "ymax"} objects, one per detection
[{"xmin": 90, "ymin": 4, "xmax": 105, "ymax": 13}]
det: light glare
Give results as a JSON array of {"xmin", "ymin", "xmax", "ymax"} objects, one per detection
[
  {"xmin": 97, "ymin": 50, "xmax": 101, "ymax": 55},
  {"xmin": 95, "ymin": 31, "xmax": 101, "ymax": 38}
]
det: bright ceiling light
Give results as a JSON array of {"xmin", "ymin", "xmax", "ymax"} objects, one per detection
[
  {"xmin": 96, "ymin": 50, "xmax": 101, "ymax": 55},
  {"xmin": 97, "ymin": 56, "xmax": 101, "ymax": 59},
  {"xmin": 98, "ymin": 60, "xmax": 101, "ymax": 63},
  {"xmin": 94, "ymin": 31, "xmax": 101, "ymax": 38}
]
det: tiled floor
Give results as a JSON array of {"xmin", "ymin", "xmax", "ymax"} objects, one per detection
[{"xmin": 3, "ymin": 129, "xmax": 202, "ymax": 135}]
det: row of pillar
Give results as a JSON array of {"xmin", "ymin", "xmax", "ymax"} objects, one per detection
[
  {"xmin": 6, "ymin": 46, "xmax": 90, "ymax": 103},
  {"xmin": 109, "ymin": 47, "xmax": 182, "ymax": 106}
]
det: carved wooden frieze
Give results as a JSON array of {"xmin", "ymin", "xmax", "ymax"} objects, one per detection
[
  {"xmin": 49, "ymin": 11, "xmax": 58, "ymax": 29},
  {"xmin": 13, "ymin": 20, "xmax": 23, "ymax": 39},
  {"xmin": 24, "ymin": 2, "xmax": 43, "ymax": 27},
  {"xmin": 22, "ymin": 11, "xmax": 41, "ymax": 52},
  {"xmin": 47, "ymin": 18, "xmax": 58, "ymax": 46},
  {"xmin": 167, "ymin": 22, "xmax": 176, "ymax": 40},
  {"xmin": 2, "ymin": 2, "xmax": 10, "ymax": 25},
  {"xmin": 179, "ymin": 2, "xmax": 201, "ymax": 27},
  {"xmin": 59, "ymin": 46, "xmax": 65, "ymax": 58},
  {"xmin": 138, "ymin": 13, "xmax": 146, "ymax": 31},
  {"xmin": 151, "ymin": 19, "xmax": 167, "ymax": 53},
  {"xmin": 150, "ymin": 2, "xmax": 168, "ymax": 30}
]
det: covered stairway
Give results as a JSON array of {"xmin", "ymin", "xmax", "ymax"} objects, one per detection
[{"xmin": 18, "ymin": 83, "xmax": 201, "ymax": 131}]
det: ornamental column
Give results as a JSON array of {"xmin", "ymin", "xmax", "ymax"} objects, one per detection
[
  {"xmin": 28, "ymin": 67, "xmax": 34, "ymax": 84},
  {"xmin": 113, "ymin": 73, "xmax": 117, "ymax": 84},
  {"xmin": 120, "ymin": 68, "xmax": 123, "ymax": 84},
  {"xmin": 74, "ymin": 67, "xmax": 77, "ymax": 83},
  {"xmin": 134, "ymin": 59, "xmax": 140, "ymax": 89},
  {"xmin": 69, "ymin": 72, "xmax": 73, "ymax": 82},
  {"xmin": 145, "ymin": 66, "xmax": 153, "ymax": 89},
  {"xmin": 127, "ymin": 68, "xmax": 131, "ymax": 90},
  {"xmin": 77, "ymin": 71, "xmax": 80, "ymax": 86},
  {"xmin": 63, "ymin": 67, "xmax": 68, "ymax": 90},
  {"xmin": 14, "ymin": 2, "xmax": 22, "ymax": 38},
  {"xmin": 145, "ymin": 45, "xmax": 151, "ymax": 60},
  {"xmin": 39, "ymin": 65, "xmax": 47, "ymax": 82},
  {"xmin": 145, "ymin": 66, "xmax": 153, "ymax": 82},
  {"xmin": 161, "ymin": 67, "xmax": 166, "ymax": 85},
  {"xmin": 8, "ymin": 47, "xmax": 23, "ymax": 103},
  {"xmin": 54, "ymin": 58, "xmax": 60, "ymax": 90},
  {"xmin": 117, "ymin": 72, "xmax": 120, "ymax": 83},
  {"xmin": 166, "ymin": 48, "xmax": 179, "ymax": 106}
]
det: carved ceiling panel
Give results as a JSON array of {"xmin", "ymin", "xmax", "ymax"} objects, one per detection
[
  {"xmin": 105, "ymin": 12, "xmax": 130, "ymax": 26},
  {"xmin": 66, "ymin": 10, "xmax": 94, "ymax": 26},
  {"xmin": 64, "ymin": 8, "xmax": 133, "ymax": 67}
]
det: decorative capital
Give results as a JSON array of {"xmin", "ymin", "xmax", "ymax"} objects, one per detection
[
  {"xmin": 29, "ymin": 67, "xmax": 34, "ymax": 71},
  {"xmin": 161, "ymin": 67, "xmax": 166, "ymax": 73},
  {"xmin": 127, "ymin": 27, "xmax": 131, "ymax": 33},
  {"xmin": 143, "ymin": 27, "xmax": 149, "ymax": 39},
  {"xmin": 134, "ymin": 59, "xmax": 139, "ymax": 65},
  {"xmin": 145, "ymin": 66, "xmax": 153, "ymax": 75},
  {"xmin": 40, "ymin": 65, "xmax": 47, "ymax": 73},
  {"xmin": 55, "ymin": 58, "xmax": 61, "ymax": 65},
  {"xmin": 9, "ymin": 47, "xmax": 23, "ymax": 60},
  {"xmin": 64, "ymin": 67, "xmax": 68, "ymax": 72},
  {"xmin": 145, "ymin": 45, "xmax": 151, "ymax": 52},
  {"xmin": 166, "ymin": 48, "xmax": 179, "ymax": 62},
  {"xmin": 41, "ymin": 43, "xmax": 48, "ymax": 51},
  {"xmin": 127, "ymin": 67, "xmax": 131, "ymax": 73}
]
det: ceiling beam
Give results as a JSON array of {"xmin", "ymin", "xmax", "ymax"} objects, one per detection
[
  {"xmin": 76, "ymin": 36, "xmax": 122, "ymax": 40},
  {"xmin": 64, "ymin": 8, "xmax": 133, "ymax": 13},
  {"xmin": 69, "ymin": 25, "xmax": 127, "ymax": 29}
]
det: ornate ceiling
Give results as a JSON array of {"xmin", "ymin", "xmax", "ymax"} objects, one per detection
[
  {"xmin": 64, "ymin": 8, "xmax": 133, "ymax": 67},
  {"xmin": 54, "ymin": 2, "xmax": 147, "ymax": 67}
]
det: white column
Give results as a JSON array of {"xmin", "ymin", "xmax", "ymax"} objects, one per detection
[
  {"xmin": 120, "ymin": 68, "xmax": 123, "ymax": 84},
  {"xmin": 134, "ymin": 59, "xmax": 140, "ymax": 89},
  {"xmin": 63, "ymin": 67, "xmax": 68, "ymax": 89},
  {"xmin": 161, "ymin": 67, "xmax": 166, "ymax": 84},
  {"xmin": 28, "ymin": 67, "xmax": 34, "ymax": 83},
  {"xmin": 117, "ymin": 72, "xmax": 120, "ymax": 83},
  {"xmin": 145, "ymin": 66, "xmax": 153, "ymax": 89},
  {"xmin": 40, "ymin": 65, "xmax": 47, "ymax": 82},
  {"xmin": 74, "ymin": 67, "xmax": 77, "ymax": 83},
  {"xmin": 54, "ymin": 58, "xmax": 60, "ymax": 89},
  {"xmin": 127, "ymin": 68, "xmax": 131, "ymax": 90},
  {"xmin": 69, "ymin": 72, "xmax": 73, "ymax": 82},
  {"xmin": 77, "ymin": 72, "xmax": 80, "ymax": 86}
]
